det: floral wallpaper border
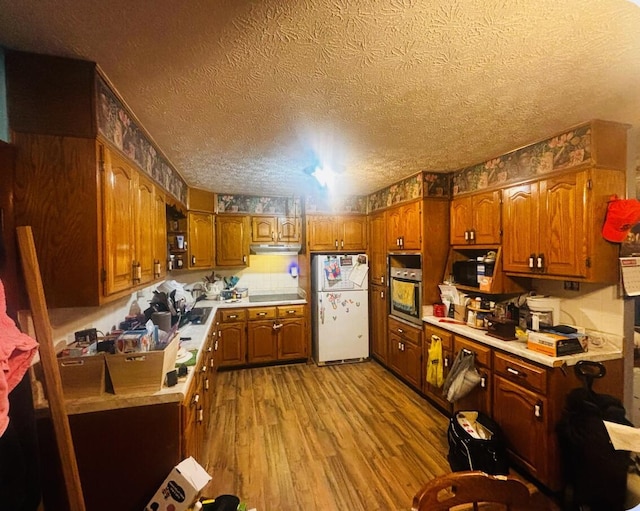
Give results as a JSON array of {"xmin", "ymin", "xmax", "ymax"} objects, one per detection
[
  {"xmin": 217, "ymin": 194, "xmax": 302, "ymax": 215},
  {"xmin": 451, "ymin": 124, "xmax": 592, "ymax": 196},
  {"xmin": 96, "ymin": 77, "xmax": 188, "ymax": 205},
  {"xmin": 304, "ymin": 194, "xmax": 367, "ymax": 214},
  {"xmin": 368, "ymin": 172, "xmax": 450, "ymax": 212}
]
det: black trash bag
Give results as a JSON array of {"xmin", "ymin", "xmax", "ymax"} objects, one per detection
[
  {"xmin": 447, "ymin": 410, "xmax": 509, "ymax": 476},
  {"xmin": 557, "ymin": 360, "xmax": 632, "ymax": 511}
]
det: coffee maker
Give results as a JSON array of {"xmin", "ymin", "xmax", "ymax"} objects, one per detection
[{"xmin": 519, "ymin": 296, "xmax": 561, "ymax": 331}]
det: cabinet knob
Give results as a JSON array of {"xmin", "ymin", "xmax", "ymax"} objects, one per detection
[
  {"xmin": 197, "ymin": 408, "xmax": 204, "ymax": 423},
  {"xmin": 469, "ymin": 229, "xmax": 475, "ymax": 242},
  {"xmin": 205, "ymin": 378, "xmax": 209, "ymax": 391},
  {"xmin": 534, "ymin": 402, "xmax": 543, "ymax": 418},
  {"xmin": 528, "ymin": 254, "xmax": 536, "ymax": 270},
  {"xmin": 334, "ymin": 239, "xmax": 339, "ymax": 248},
  {"xmin": 464, "ymin": 231, "xmax": 470, "ymax": 242},
  {"xmin": 192, "ymin": 393, "xmax": 200, "ymax": 404},
  {"xmin": 192, "ymin": 255, "xmax": 196, "ymax": 266},
  {"xmin": 537, "ymin": 254, "xmax": 545, "ymax": 271}
]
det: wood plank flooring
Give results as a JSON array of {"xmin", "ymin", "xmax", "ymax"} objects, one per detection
[{"xmin": 201, "ymin": 361, "xmax": 557, "ymax": 511}]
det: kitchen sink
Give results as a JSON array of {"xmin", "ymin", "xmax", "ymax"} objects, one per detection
[
  {"xmin": 188, "ymin": 306, "xmax": 213, "ymax": 325},
  {"xmin": 248, "ymin": 294, "xmax": 302, "ymax": 303}
]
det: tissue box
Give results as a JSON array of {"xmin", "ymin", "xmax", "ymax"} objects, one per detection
[
  {"xmin": 145, "ymin": 457, "xmax": 212, "ymax": 511},
  {"xmin": 527, "ymin": 331, "xmax": 585, "ymax": 357}
]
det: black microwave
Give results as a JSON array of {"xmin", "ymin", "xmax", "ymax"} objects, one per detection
[{"xmin": 452, "ymin": 260, "xmax": 495, "ymax": 287}]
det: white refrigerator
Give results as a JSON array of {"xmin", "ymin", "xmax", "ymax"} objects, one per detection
[{"xmin": 312, "ymin": 254, "xmax": 369, "ymax": 365}]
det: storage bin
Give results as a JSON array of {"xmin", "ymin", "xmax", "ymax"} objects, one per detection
[
  {"xmin": 105, "ymin": 334, "xmax": 178, "ymax": 394},
  {"xmin": 58, "ymin": 353, "xmax": 106, "ymax": 399}
]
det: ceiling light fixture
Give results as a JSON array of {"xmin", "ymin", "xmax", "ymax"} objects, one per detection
[{"xmin": 311, "ymin": 165, "xmax": 337, "ymax": 189}]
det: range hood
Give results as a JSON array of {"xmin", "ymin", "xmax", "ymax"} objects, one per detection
[{"xmin": 250, "ymin": 243, "xmax": 302, "ymax": 255}]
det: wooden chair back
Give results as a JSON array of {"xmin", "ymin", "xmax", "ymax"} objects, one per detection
[{"xmin": 411, "ymin": 471, "xmax": 542, "ymax": 511}]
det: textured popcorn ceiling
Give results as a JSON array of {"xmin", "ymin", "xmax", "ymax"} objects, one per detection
[{"xmin": 0, "ymin": 0, "xmax": 639, "ymax": 197}]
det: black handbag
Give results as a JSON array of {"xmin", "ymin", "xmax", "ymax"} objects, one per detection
[{"xmin": 447, "ymin": 411, "xmax": 509, "ymax": 476}]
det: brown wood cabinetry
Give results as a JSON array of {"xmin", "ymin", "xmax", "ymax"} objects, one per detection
[
  {"xmin": 221, "ymin": 305, "xmax": 307, "ymax": 367},
  {"xmin": 188, "ymin": 211, "xmax": 215, "ymax": 269},
  {"xmin": 251, "ymin": 215, "xmax": 301, "ymax": 243},
  {"xmin": 306, "ymin": 214, "xmax": 367, "ymax": 252},
  {"xmin": 387, "ymin": 200, "xmax": 422, "ymax": 251},
  {"xmin": 423, "ymin": 325, "xmax": 453, "ymax": 413},
  {"xmin": 216, "ymin": 214, "xmax": 250, "ymax": 267},
  {"xmin": 450, "ymin": 190, "xmax": 502, "ymax": 245},
  {"xmin": 388, "ymin": 316, "xmax": 422, "ymax": 390},
  {"xmin": 451, "ymin": 336, "xmax": 492, "ymax": 417},
  {"xmin": 369, "ymin": 285, "xmax": 389, "ymax": 364},
  {"xmin": 8, "ymin": 52, "xmax": 169, "ymax": 307},
  {"xmin": 218, "ymin": 308, "xmax": 248, "ymax": 366},
  {"xmin": 101, "ymin": 145, "xmax": 168, "ymax": 296},
  {"xmin": 502, "ymin": 168, "xmax": 624, "ymax": 282},
  {"xmin": 368, "ymin": 211, "xmax": 387, "ymax": 286}
]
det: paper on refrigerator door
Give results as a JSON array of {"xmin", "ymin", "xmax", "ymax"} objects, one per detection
[{"xmin": 348, "ymin": 261, "xmax": 368, "ymax": 286}]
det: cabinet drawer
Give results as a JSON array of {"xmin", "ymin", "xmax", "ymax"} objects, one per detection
[
  {"xmin": 424, "ymin": 325, "xmax": 453, "ymax": 350},
  {"xmin": 494, "ymin": 351, "xmax": 547, "ymax": 395},
  {"xmin": 388, "ymin": 317, "xmax": 421, "ymax": 345},
  {"xmin": 248, "ymin": 307, "xmax": 277, "ymax": 320},
  {"xmin": 454, "ymin": 336, "xmax": 491, "ymax": 367},
  {"xmin": 219, "ymin": 308, "xmax": 247, "ymax": 323},
  {"xmin": 277, "ymin": 304, "xmax": 305, "ymax": 318}
]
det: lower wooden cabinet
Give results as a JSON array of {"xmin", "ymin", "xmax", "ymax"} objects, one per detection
[
  {"xmin": 220, "ymin": 305, "xmax": 307, "ymax": 367},
  {"xmin": 388, "ymin": 316, "xmax": 422, "ymax": 390},
  {"xmin": 423, "ymin": 324, "xmax": 453, "ymax": 413},
  {"xmin": 452, "ymin": 336, "xmax": 492, "ymax": 417},
  {"xmin": 369, "ymin": 284, "xmax": 388, "ymax": 364}
]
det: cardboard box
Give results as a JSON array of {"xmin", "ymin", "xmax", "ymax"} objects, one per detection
[
  {"xmin": 527, "ymin": 331, "xmax": 585, "ymax": 357},
  {"xmin": 57, "ymin": 353, "xmax": 105, "ymax": 398},
  {"xmin": 105, "ymin": 334, "xmax": 178, "ymax": 394},
  {"xmin": 145, "ymin": 457, "xmax": 212, "ymax": 511}
]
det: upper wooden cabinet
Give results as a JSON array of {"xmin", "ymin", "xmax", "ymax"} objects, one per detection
[
  {"xmin": 103, "ymin": 147, "xmax": 167, "ymax": 295},
  {"xmin": 368, "ymin": 211, "xmax": 387, "ymax": 285},
  {"xmin": 306, "ymin": 214, "xmax": 367, "ymax": 252},
  {"xmin": 386, "ymin": 201, "xmax": 421, "ymax": 251},
  {"xmin": 7, "ymin": 50, "xmax": 175, "ymax": 307},
  {"xmin": 251, "ymin": 216, "xmax": 301, "ymax": 243},
  {"xmin": 502, "ymin": 168, "xmax": 624, "ymax": 282},
  {"xmin": 188, "ymin": 211, "xmax": 215, "ymax": 269},
  {"xmin": 450, "ymin": 190, "xmax": 502, "ymax": 245},
  {"xmin": 216, "ymin": 215, "xmax": 250, "ymax": 266}
]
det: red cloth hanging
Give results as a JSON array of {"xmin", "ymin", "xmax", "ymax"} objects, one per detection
[{"xmin": 0, "ymin": 279, "xmax": 38, "ymax": 437}]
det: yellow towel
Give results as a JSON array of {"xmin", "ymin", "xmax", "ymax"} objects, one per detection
[{"xmin": 392, "ymin": 280, "xmax": 415, "ymax": 312}]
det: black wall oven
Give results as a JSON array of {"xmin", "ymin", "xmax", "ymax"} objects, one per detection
[{"xmin": 389, "ymin": 265, "xmax": 422, "ymax": 325}]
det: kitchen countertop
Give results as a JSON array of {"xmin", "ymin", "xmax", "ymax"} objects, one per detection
[
  {"xmin": 423, "ymin": 316, "xmax": 623, "ymax": 368},
  {"xmin": 52, "ymin": 293, "xmax": 307, "ymax": 415}
]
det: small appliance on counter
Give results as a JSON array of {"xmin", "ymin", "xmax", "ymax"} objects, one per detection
[{"xmin": 520, "ymin": 295, "xmax": 561, "ymax": 331}]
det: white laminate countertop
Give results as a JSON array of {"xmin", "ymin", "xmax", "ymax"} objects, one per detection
[
  {"xmin": 56, "ymin": 295, "xmax": 307, "ymax": 415},
  {"xmin": 423, "ymin": 316, "xmax": 622, "ymax": 368}
]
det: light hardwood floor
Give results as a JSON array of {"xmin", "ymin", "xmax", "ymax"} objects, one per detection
[{"xmin": 202, "ymin": 361, "xmax": 558, "ymax": 511}]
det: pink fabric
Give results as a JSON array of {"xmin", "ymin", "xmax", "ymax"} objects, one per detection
[{"xmin": 0, "ymin": 279, "xmax": 39, "ymax": 437}]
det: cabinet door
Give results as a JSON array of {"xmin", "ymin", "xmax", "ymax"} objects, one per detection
[
  {"xmin": 307, "ymin": 215, "xmax": 338, "ymax": 251},
  {"xmin": 277, "ymin": 317, "xmax": 307, "ymax": 360},
  {"xmin": 493, "ymin": 375, "xmax": 548, "ymax": 481},
  {"xmin": 340, "ymin": 216, "xmax": 367, "ymax": 251},
  {"xmin": 386, "ymin": 208, "xmax": 402, "ymax": 250},
  {"xmin": 400, "ymin": 202, "xmax": 422, "ymax": 250},
  {"xmin": 450, "ymin": 196, "xmax": 472, "ymax": 245},
  {"xmin": 277, "ymin": 217, "xmax": 301, "ymax": 242},
  {"xmin": 153, "ymin": 189, "xmax": 167, "ymax": 279},
  {"xmin": 218, "ymin": 322, "xmax": 246, "ymax": 367},
  {"xmin": 368, "ymin": 212, "xmax": 387, "ymax": 285},
  {"xmin": 216, "ymin": 215, "xmax": 249, "ymax": 266},
  {"xmin": 136, "ymin": 174, "xmax": 156, "ymax": 285},
  {"xmin": 103, "ymin": 151, "xmax": 135, "ymax": 295},
  {"xmin": 538, "ymin": 172, "xmax": 587, "ymax": 277},
  {"xmin": 404, "ymin": 339, "xmax": 422, "ymax": 390},
  {"xmin": 453, "ymin": 365, "xmax": 492, "ymax": 417},
  {"xmin": 251, "ymin": 216, "xmax": 277, "ymax": 242},
  {"xmin": 189, "ymin": 211, "xmax": 214, "ymax": 269},
  {"xmin": 388, "ymin": 331, "xmax": 405, "ymax": 376},
  {"xmin": 247, "ymin": 320, "xmax": 278, "ymax": 363},
  {"xmin": 369, "ymin": 286, "xmax": 388, "ymax": 363},
  {"xmin": 472, "ymin": 190, "xmax": 502, "ymax": 244},
  {"xmin": 502, "ymin": 183, "xmax": 539, "ymax": 273}
]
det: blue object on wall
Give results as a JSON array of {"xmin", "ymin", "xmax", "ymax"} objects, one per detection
[{"xmin": 0, "ymin": 48, "xmax": 7, "ymax": 142}]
